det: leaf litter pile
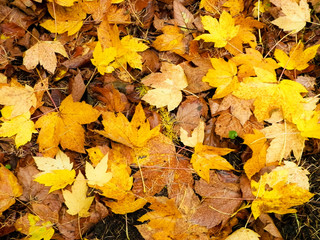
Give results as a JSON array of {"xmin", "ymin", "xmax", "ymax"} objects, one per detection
[{"xmin": 1, "ymin": 0, "xmax": 320, "ymax": 239}]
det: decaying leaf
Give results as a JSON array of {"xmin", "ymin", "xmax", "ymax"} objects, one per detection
[
  {"xmin": 142, "ymin": 62, "xmax": 188, "ymax": 111},
  {"xmin": 62, "ymin": 172, "xmax": 94, "ymax": 217},
  {"xmin": 23, "ymin": 41, "xmax": 68, "ymax": 74}
]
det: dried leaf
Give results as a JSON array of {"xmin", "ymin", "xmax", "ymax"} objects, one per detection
[{"xmin": 225, "ymin": 227, "xmax": 260, "ymax": 240}]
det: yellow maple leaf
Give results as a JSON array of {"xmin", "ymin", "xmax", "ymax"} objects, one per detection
[
  {"xmin": 261, "ymin": 122, "xmax": 305, "ymax": 163},
  {"xmin": 97, "ymin": 103, "xmax": 160, "ymax": 148},
  {"xmin": 251, "ymin": 162, "xmax": 314, "ymax": 218},
  {"xmin": 243, "ymin": 129, "xmax": 268, "ymax": 179},
  {"xmin": 152, "ymin": 25, "xmax": 186, "ymax": 55},
  {"xmin": 35, "ymin": 95, "xmax": 100, "ymax": 157},
  {"xmin": 274, "ymin": 42, "xmax": 320, "ymax": 71},
  {"xmin": 33, "ymin": 150, "xmax": 75, "ymax": 193},
  {"xmin": 138, "ymin": 197, "xmax": 182, "ymax": 239},
  {"xmin": 105, "ymin": 192, "xmax": 147, "ymax": 214},
  {"xmin": 23, "ymin": 41, "xmax": 68, "ymax": 74},
  {"xmin": 62, "ymin": 172, "xmax": 94, "ymax": 217},
  {"xmin": 85, "ymin": 153, "xmax": 113, "ymax": 187},
  {"xmin": 15, "ymin": 213, "xmax": 54, "ymax": 240},
  {"xmin": 86, "ymin": 146, "xmax": 106, "ymax": 167},
  {"xmin": 142, "ymin": 62, "xmax": 188, "ymax": 111},
  {"xmin": 0, "ymin": 111, "xmax": 37, "ymax": 148},
  {"xmin": 222, "ymin": 0, "xmax": 244, "ymax": 16},
  {"xmin": 191, "ymin": 143, "xmax": 234, "ymax": 182},
  {"xmin": 195, "ymin": 11, "xmax": 240, "ymax": 48},
  {"xmin": 295, "ymin": 111, "xmax": 320, "ymax": 139},
  {"xmin": 271, "ymin": 0, "xmax": 310, "ymax": 33},
  {"xmin": 225, "ymin": 227, "xmax": 260, "ymax": 240},
  {"xmin": 202, "ymin": 58, "xmax": 239, "ymax": 99},
  {"xmin": 91, "ymin": 41, "xmax": 117, "ymax": 74},
  {"xmin": 0, "ymin": 83, "xmax": 36, "ymax": 118},
  {"xmin": 180, "ymin": 120, "xmax": 205, "ymax": 147},
  {"xmin": 231, "ymin": 48, "xmax": 279, "ymax": 78},
  {"xmin": 47, "ymin": 0, "xmax": 77, "ymax": 7},
  {"xmin": 41, "ymin": 19, "xmax": 83, "ymax": 36},
  {"xmin": 0, "ymin": 163, "xmax": 23, "ymax": 215},
  {"xmin": 199, "ymin": 0, "xmax": 219, "ymax": 14}
]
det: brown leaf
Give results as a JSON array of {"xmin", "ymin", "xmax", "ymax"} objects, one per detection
[
  {"xmin": 191, "ymin": 171, "xmax": 242, "ymax": 228},
  {"xmin": 70, "ymin": 73, "xmax": 86, "ymax": 102},
  {"xmin": 173, "ymin": 0, "xmax": 195, "ymax": 29},
  {"xmin": 140, "ymin": 49, "xmax": 161, "ymax": 74},
  {"xmin": 63, "ymin": 51, "xmax": 93, "ymax": 69},
  {"xmin": 253, "ymin": 214, "xmax": 283, "ymax": 240}
]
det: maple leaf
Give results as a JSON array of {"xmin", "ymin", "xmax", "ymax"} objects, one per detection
[
  {"xmin": 15, "ymin": 213, "xmax": 54, "ymax": 240},
  {"xmin": 137, "ymin": 197, "xmax": 182, "ymax": 239},
  {"xmin": 261, "ymin": 122, "xmax": 305, "ymax": 163},
  {"xmin": 191, "ymin": 143, "xmax": 234, "ymax": 182},
  {"xmin": 35, "ymin": 95, "xmax": 100, "ymax": 157},
  {"xmin": 222, "ymin": 0, "xmax": 244, "ymax": 16},
  {"xmin": 0, "ymin": 110, "xmax": 37, "ymax": 148},
  {"xmin": 142, "ymin": 62, "xmax": 188, "ymax": 111},
  {"xmin": 41, "ymin": 19, "xmax": 83, "ymax": 36},
  {"xmin": 180, "ymin": 120, "xmax": 205, "ymax": 147},
  {"xmin": 199, "ymin": 0, "xmax": 219, "ymax": 14},
  {"xmin": 243, "ymin": 129, "xmax": 268, "ymax": 179},
  {"xmin": 271, "ymin": 0, "xmax": 310, "ymax": 33},
  {"xmin": 152, "ymin": 25, "xmax": 186, "ymax": 55},
  {"xmin": 251, "ymin": 162, "xmax": 314, "ymax": 218},
  {"xmin": 274, "ymin": 42, "xmax": 320, "ymax": 71},
  {"xmin": 0, "ymin": 82, "xmax": 37, "ymax": 118},
  {"xmin": 231, "ymin": 48, "xmax": 279, "ymax": 78},
  {"xmin": 62, "ymin": 172, "xmax": 94, "ymax": 217},
  {"xmin": 195, "ymin": 11, "xmax": 240, "ymax": 48},
  {"xmin": 105, "ymin": 192, "xmax": 147, "ymax": 214},
  {"xmin": 23, "ymin": 41, "xmax": 68, "ymax": 74},
  {"xmin": 0, "ymin": 163, "xmax": 23, "ymax": 215},
  {"xmin": 97, "ymin": 102, "xmax": 160, "ymax": 148},
  {"xmin": 85, "ymin": 153, "xmax": 113, "ymax": 187},
  {"xmin": 225, "ymin": 227, "xmax": 260, "ymax": 240},
  {"xmin": 202, "ymin": 58, "xmax": 239, "ymax": 99},
  {"xmin": 33, "ymin": 150, "xmax": 75, "ymax": 193},
  {"xmin": 91, "ymin": 42, "xmax": 117, "ymax": 74},
  {"xmin": 295, "ymin": 111, "xmax": 320, "ymax": 139}
]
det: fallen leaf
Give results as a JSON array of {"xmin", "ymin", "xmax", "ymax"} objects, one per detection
[
  {"xmin": 180, "ymin": 120, "xmax": 205, "ymax": 147},
  {"xmin": 33, "ymin": 150, "xmax": 73, "ymax": 172},
  {"xmin": 40, "ymin": 19, "xmax": 83, "ymax": 36},
  {"xmin": 105, "ymin": 192, "xmax": 147, "ymax": 214},
  {"xmin": 271, "ymin": 0, "xmax": 310, "ymax": 33},
  {"xmin": 97, "ymin": 103, "xmax": 160, "ymax": 148},
  {"xmin": 62, "ymin": 172, "xmax": 94, "ymax": 217},
  {"xmin": 91, "ymin": 41, "xmax": 117, "ymax": 74},
  {"xmin": 15, "ymin": 213, "xmax": 54, "ymax": 240},
  {"xmin": 85, "ymin": 153, "xmax": 113, "ymax": 187},
  {"xmin": 142, "ymin": 62, "xmax": 188, "ymax": 111},
  {"xmin": 23, "ymin": 41, "xmax": 68, "ymax": 74},
  {"xmin": 173, "ymin": 0, "xmax": 195, "ymax": 29},
  {"xmin": 0, "ymin": 164, "xmax": 23, "ymax": 215},
  {"xmin": 191, "ymin": 143, "xmax": 234, "ymax": 182},
  {"xmin": 222, "ymin": 0, "xmax": 244, "ymax": 16},
  {"xmin": 274, "ymin": 42, "xmax": 320, "ymax": 71},
  {"xmin": 251, "ymin": 162, "xmax": 314, "ymax": 218},
  {"xmin": 35, "ymin": 95, "xmax": 100, "ymax": 157},
  {"xmin": 225, "ymin": 227, "xmax": 260, "ymax": 240}
]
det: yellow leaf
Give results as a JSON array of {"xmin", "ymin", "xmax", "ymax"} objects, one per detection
[
  {"xmin": 0, "ymin": 84, "xmax": 36, "ymax": 118},
  {"xmin": 97, "ymin": 102, "xmax": 160, "ymax": 148},
  {"xmin": 34, "ymin": 169, "xmax": 76, "ymax": 193},
  {"xmin": 152, "ymin": 25, "xmax": 186, "ymax": 55},
  {"xmin": 40, "ymin": 19, "xmax": 83, "ymax": 36},
  {"xmin": 142, "ymin": 62, "xmax": 188, "ymax": 111},
  {"xmin": 91, "ymin": 41, "xmax": 117, "ymax": 74},
  {"xmin": 35, "ymin": 95, "xmax": 100, "ymax": 157},
  {"xmin": 295, "ymin": 111, "xmax": 320, "ymax": 139},
  {"xmin": 0, "ymin": 111, "xmax": 37, "ymax": 148},
  {"xmin": 0, "ymin": 164, "xmax": 23, "ymax": 215},
  {"xmin": 15, "ymin": 213, "xmax": 54, "ymax": 240},
  {"xmin": 23, "ymin": 41, "xmax": 68, "ymax": 74},
  {"xmin": 180, "ymin": 120, "xmax": 205, "ymax": 147},
  {"xmin": 47, "ymin": 2, "xmax": 86, "ymax": 21},
  {"xmin": 62, "ymin": 172, "xmax": 94, "ymax": 217},
  {"xmin": 191, "ymin": 143, "xmax": 234, "ymax": 182},
  {"xmin": 86, "ymin": 153, "xmax": 113, "ymax": 187},
  {"xmin": 222, "ymin": 0, "xmax": 244, "ymax": 16},
  {"xmin": 251, "ymin": 163, "xmax": 314, "ymax": 218},
  {"xmin": 261, "ymin": 122, "xmax": 305, "ymax": 163},
  {"xmin": 271, "ymin": 0, "xmax": 310, "ymax": 33},
  {"xmin": 105, "ymin": 192, "xmax": 147, "ymax": 214},
  {"xmin": 225, "ymin": 227, "xmax": 260, "ymax": 240},
  {"xmin": 33, "ymin": 150, "xmax": 73, "ymax": 172},
  {"xmin": 195, "ymin": 11, "xmax": 240, "ymax": 48},
  {"xmin": 86, "ymin": 146, "xmax": 106, "ymax": 167},
  {"xmin": 243, "ymin": 129, "xmax": 268, "ymax": 179},
  {"xmin": 199, "ymin": 0, "xmax": 219, "ymax": 14},
  {"xmin": 47, "ymin": 0, "xmax": 77, "ymax": 7},
  {"xmin": 202, "ymin": 58, "xmax": 239, "ymax": 99},
  {"xmin": 274, "ymin": 42, "xmax": 320, "ymax": 71}
]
